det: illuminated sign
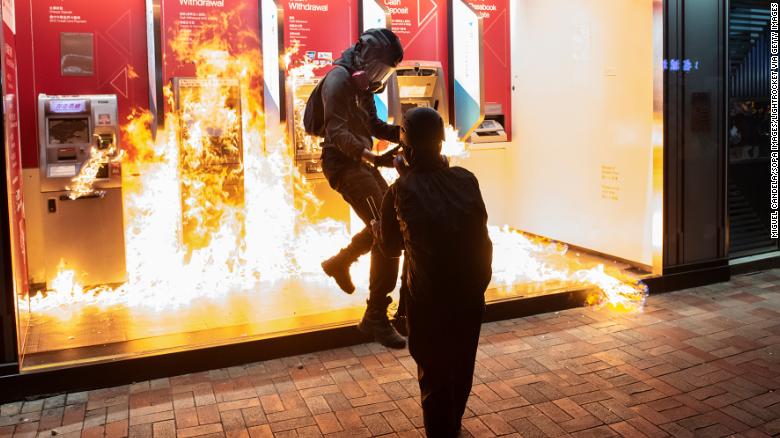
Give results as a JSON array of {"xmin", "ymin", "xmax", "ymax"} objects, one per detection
[
  {"xmin": 452, "ymin": 0, "xmax": 484, "ymax": 140},
  {"xmin": 361, "ymin": 0, "xmax": 387, "ymax": 29},
  {"xmin": 361, "ymin": 0, "xmax": 392, "ymax": 121},
  {"xmin": 49, "ymin": 100, "xmax": 88, "ymax": 114},
  {"xmin": 262, "ymin": 0, "xmax": 284, "ymax": 130},
  {"xmin": 663, "ymin": 58, "xmax": 700, "ymax": 72}
]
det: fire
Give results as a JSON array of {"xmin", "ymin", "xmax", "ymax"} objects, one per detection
[
  {"xmin": 442, "ymin": 125, "xmax": 469, "ymax": 158},
  {"xmin": 66, "ymin": 142, "xmax": 124, "ymax": 200},
  {"xmin": 49, "ymin": 262, "xmax": 83, "ymax": 302},
  {"xmin": 29, "ymin": 12, "xmax": 647, "ymax": 322},
  {"xmin": 488, "ymin": 226, "xmax": 647, "ymax": 313}
]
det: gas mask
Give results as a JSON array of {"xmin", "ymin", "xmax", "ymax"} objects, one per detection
[{"xmin": 353, "ymin": 61, "xmax": 394, "ymax": 94}]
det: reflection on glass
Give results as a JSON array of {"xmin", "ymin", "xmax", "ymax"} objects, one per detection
[
  {"xmin": 60, "ymin": 33, "xmax": 94, "ymax": 77},
  {"xmin": 48, "ymin": 118, "xmax": 90, "ymax": 145},
  {"xmin": 16, "ymin": 3, "xmax": 662, "ymax": 373}
]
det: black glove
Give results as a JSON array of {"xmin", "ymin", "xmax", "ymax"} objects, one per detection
[{"xmin": 374, "ymin": 145, "xmax": 402, "ymax": 168}]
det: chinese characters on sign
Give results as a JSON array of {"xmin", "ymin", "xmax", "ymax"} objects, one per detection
[
  {"xmin": 663, "ymin": 58, "xmax": 700, "ymax": 73},
  {"xmin": 48, "ymin": 5, "xmax": 87, "ymax": 24}
]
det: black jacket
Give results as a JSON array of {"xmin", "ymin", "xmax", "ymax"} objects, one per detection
[
  {"xmin": 379, "ymin": 162, "xmax": 493, "ymax": 305},
  {"xmin": 320, "ymin": 48, "xmax": 400, "ymax": 181}
]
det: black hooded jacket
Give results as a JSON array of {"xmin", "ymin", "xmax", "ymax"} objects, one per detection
[
  {"xmin": 379, "ymin": 160, "xmax": 494, "ymax": 306},
  {"xmin": 320, "ymin": 47, "xmax": 401, "ymax": 180}
]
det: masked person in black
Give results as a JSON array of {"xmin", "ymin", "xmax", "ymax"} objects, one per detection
[
  {"xmin": 374, "ymin": 107, "xmax": 493, "ymax": 437},
  {"xmin": 318, "ymin": 28, "xmax": 406, "ymax": 349}
]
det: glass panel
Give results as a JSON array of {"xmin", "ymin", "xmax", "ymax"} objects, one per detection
[
  {"xmin": 727, "ymin": 1, "xmax": 776, "ymax": 257},
  {"xmin": 16, "ymin": 0, "xmax": 663, "ymax": 371},
  {"xmin": 60, "ymin": 33, "xmax": 94, "ymax": 77}
]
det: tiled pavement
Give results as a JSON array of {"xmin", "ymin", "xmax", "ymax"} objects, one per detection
[{"xmin": 2, "ymin": 271, "xmax": 780, "ymax": 438}]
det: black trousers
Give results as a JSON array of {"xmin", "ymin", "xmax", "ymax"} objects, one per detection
[
  {"xmin": 407, "ymin": 296, "xmax": 485, "ymax": 437},
  {"xmin": 324, "ymin": 155, "xmax": 399, "ymax": 303}
]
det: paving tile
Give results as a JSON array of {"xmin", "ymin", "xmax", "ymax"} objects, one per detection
[
  {"xmin": 151, "ymin": 419, "xmax": 175, "ymax": 438},
  {"xmin": 312, "ymin": 413, "xmax": 341, "ymax": 435},
  {"xmin": 177, "ymin": 423, "xmax": 223, "ymax": 438},
  {"xmin": 104, "ymin": 419, "xmax": 128, "ymax": 438}
]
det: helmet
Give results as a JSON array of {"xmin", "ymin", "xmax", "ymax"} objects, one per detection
[
  {"xmin": 355, "ymin": 28, "xmax": 404, "ymax": 92},
  {"xmin": 402, "ymin": 107, "xmax": 445, "ymax": 168}
]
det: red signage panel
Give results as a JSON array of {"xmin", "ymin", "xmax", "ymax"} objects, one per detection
[
  {"xmin": 281, "ymin": 0, "xmax": 358, "ymax": 75},
  {"xmin": 2, "ymin": 17, "xmax": 30, "ymax": 301},
  {"xmin": 468, "ymin": 0, "xmax": 511, "ymax": 139},
  {"xmin": 160, "ymin": 0, "xmax": 261, "ymax": 87},
  {"xmin": 386, "ymin": 0, "xmax": 449, "ymax": 90}
]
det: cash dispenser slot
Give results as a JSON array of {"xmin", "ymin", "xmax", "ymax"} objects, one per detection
[{"xmin": 57, "ymin": 147, "xmax": 78, "ymax": 161}]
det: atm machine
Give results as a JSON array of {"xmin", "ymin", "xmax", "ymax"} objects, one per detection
[
  {"xmin": 172, "ymin": 78, "xmax": 246, "ymax": 251},
  {"xmin": 470, "ymin": 103, "xmax": 508, "ymax": 143},
  {"xmin": 287, "ymin": 77, "xmax": 324, "ymax": 178},
  {"xmin": 37, "ymin": 94, "xmax": 127, "ymax": 287},
  {"xmin": 394, "ymin": 61, "xmax": 450, "ymax": 125},
  {"xmin": 285, "ymin": 77, "xmax": 351, "ymax": 223}
]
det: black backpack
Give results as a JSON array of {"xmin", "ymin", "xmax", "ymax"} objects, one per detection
[{"xmin": 303, "ymin": 77, "xmax": 326, "ymax": 136}]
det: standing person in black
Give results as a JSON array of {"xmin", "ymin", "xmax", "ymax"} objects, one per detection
[
  {"xmin": 318, "ymin": 28, "xmax": 406, "ymax": 349},
  {"xmin": 374, "ymin": 107, "xmax": 494, "ymax": 437}
]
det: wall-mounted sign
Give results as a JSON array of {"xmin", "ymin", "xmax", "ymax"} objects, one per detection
[
  {"xmin": 360, "ymin": 0, "xmax": 392, "ymax": 121},
  {"xmin": 159, "ymin": 0, "xmax": 260, "ymax": 81},
  {"xmin": 386, "ymin": 0, "xmax": 449, "ymax": 93},
  {"xmin": 282, "ymin": 0, "xmax": 357, "ymax": 76},
  {"xmin": 467, "ymin": 0, "xmax": 511, "ymax": 140},
  {"xmin": 262, "ymin": 0, "xmax": 284, "ymax": 134},
  {"xmin": 452, "ymin": 0, "xmax": 484, "ymax": 139}
]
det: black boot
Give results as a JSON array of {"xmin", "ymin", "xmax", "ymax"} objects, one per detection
[
  {"xmin": 392, "ymin": 313, "xmax": 409, "ymax": 337},
  {"xmin": 358, "ymin": 298, "xmax": 406, "ymax": 349},
  {"xmin": 321, "ymin": 249, "xmax": 357, "ymax": 294}
]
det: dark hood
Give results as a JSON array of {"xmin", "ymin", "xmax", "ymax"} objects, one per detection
[
  {"xmin": 335, "ymin": 46, "xmax": 359, "ymax": 72},
  {"xmin": 403, "ymin": 107, "xmax": 448, "ymax": 171}
]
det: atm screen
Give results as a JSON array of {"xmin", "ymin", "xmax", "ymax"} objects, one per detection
[
  {"xmin": 400, "ymin": 85, "xmax": 429, "ymax": 99},
  {"xmin": 398, "ymin": 76, "xmax": 437, "ymax": 99},
  {"xmin": 48, "ymin": 118, "xmax": 90, "ymax": 145}
]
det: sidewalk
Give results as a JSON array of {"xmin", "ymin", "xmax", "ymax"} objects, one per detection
[{"xmin": 1, "ymin": 270, "xmax": 779, "ymax": 437}]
